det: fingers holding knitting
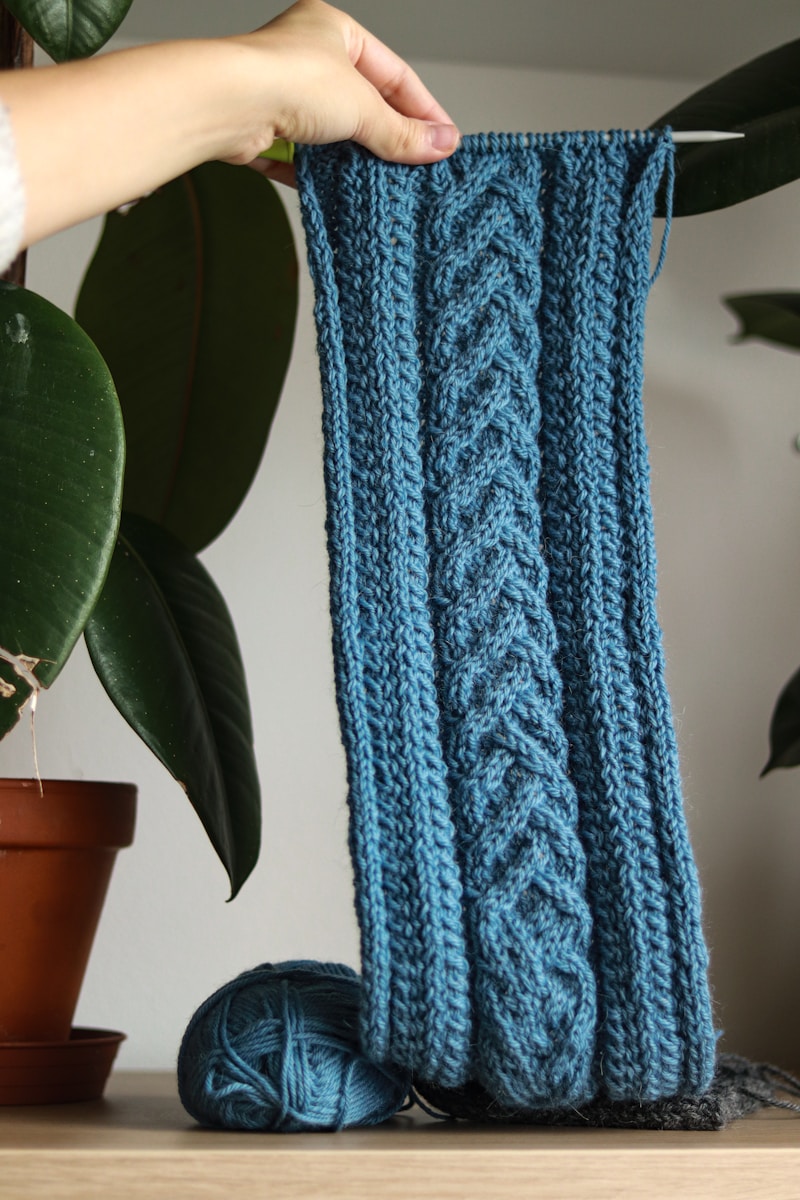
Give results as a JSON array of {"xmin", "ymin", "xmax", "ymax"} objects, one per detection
[
  {"xmin": 347, "ymin": 13, "xmax": 461, "ymax": 160},
  {"xmin": 234, "ymin": 0, "xmax": 460, "ymax": 175}
]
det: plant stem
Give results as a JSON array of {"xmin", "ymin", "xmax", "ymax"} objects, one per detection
[{"xmin": 0, "ymin": 5, "xmax": 33, "ymax": 285}]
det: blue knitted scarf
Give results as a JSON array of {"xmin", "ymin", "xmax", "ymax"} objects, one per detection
[{"xmin": 297, "ymin": 129, "xmax": 715, "ymax": 1110}]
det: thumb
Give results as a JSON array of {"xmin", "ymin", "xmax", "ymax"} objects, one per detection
[{"xmin": 354, "ymin": 102, "xmax": 460, "ymax": 164}]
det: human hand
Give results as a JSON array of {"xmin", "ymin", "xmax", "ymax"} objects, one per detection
[
  {"xmin": 0, "ymin": 0, "xmax": 460, "ymax": 248},
  {"xmin": 225, "ymin": 0, "xmax": 460, "ymax": 185}
]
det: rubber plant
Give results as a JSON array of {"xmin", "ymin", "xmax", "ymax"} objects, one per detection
[
  {"xmin": 649, "ymin": 38, "xmax": 800, "ymax": 778},
  {"xmin": 0, "ymin": 0, "xmax": 298, "ymax": 897}
]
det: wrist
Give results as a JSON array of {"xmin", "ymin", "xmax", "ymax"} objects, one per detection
[
  {"xmin": 152, "ymin": 37, "xmax": 273, "ymax": 167},
  {"xmin": 211, "ymin": 34, "xmax": 291, "ymax": 165}
]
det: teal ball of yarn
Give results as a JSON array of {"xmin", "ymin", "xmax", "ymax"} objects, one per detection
[{"xmin": 177, "ymin": 961, "xmax": 411, "ymax": 1132}]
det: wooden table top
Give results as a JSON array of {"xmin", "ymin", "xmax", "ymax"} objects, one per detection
[{"xmin": 0, "ymin": 1070, "xmax": 798, "ymax": 1199}]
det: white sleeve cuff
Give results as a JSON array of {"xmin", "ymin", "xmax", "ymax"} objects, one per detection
[{"xmin": 0, "ymin": 103, "xmax": 25, "ymax": 274}]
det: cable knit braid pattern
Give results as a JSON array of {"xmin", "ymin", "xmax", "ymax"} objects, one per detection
[{"xmin": 297, "ymin": 129, "xmax": 715, "ymax": 1110}]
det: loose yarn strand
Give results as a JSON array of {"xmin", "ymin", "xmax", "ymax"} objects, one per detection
[{"xmin": 650, "ymin": 129, "xmax": 675, "ymax": 285}]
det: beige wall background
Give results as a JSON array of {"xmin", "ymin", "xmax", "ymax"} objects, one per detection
[{"xmin": 3, "ymin": 27, "xmax": 800, "ymax": 1075}]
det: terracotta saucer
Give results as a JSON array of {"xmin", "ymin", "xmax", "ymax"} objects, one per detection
[{"xmin": 0, "ymin": 1027, "xmax": 125, "ymax": 1105}]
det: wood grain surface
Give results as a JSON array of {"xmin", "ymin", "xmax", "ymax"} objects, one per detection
[{"xmin": 0, "ymin": 1071, "xmax": 799, "ymax": 1199}]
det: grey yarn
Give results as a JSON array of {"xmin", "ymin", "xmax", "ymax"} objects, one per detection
[{"xmin": 416, "ymin": 1055, "xmax": 800, "ymax": 1130}]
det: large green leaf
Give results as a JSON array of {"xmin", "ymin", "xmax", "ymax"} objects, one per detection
[
  {"xmin": 4, "ymin": 0, "xmax": 132, "ymax": 61},
  {"xmin": 651, "ymin": 39, "xmax": 800, "ymax": 216},
  {"xmin": 75, "ymin": 163, "xmax": 297, "ymax": 554},
  {"xmin": 762, "ymin": 663, "xmax": 800, "ymax": 775},
  {"xmin": 0, "ymin": 281, "xmax": 123, "ymax": 738},
  {"xmin": 723, "ymin": 292, "xmax": 800, "ymax": 353},
  {"xmin": 84, "ymin": 514, "xmax": 260, "ymax": 896}
]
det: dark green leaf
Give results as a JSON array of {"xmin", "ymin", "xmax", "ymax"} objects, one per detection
[
  {"xmin": 723, "ymin": 292, "xmax": 800, "ymax": 352},
  {"xmin": 84, "ymin": 514, "xmax": 260, "ymax": 896},
  {"xmin": 0, "ymin": 281, "xmax": 123, "ymax": 738},
  {"xmin": 762, "ymin": 663, "xmax": 800, "ymax": 774},
  {"xmin": 4, "ymin": 0, "xmax": 132, "ymax": 61},
  {"xmin": 75, "ymin": 163, "xmax": 298, "ymax": 553},
  {"xmin": 651, "ymin": 39, "xmax": 800, "ymax": 215}
]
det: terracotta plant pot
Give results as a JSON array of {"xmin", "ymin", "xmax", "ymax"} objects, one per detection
[{"xmin": 0, "ymin": 778, "xmax": 136, "ymax": 1044}]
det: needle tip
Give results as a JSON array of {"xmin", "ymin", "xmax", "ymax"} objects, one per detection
[{"xmin": 670, "ymin": 130, "xmax": 745, "ymax": 143}]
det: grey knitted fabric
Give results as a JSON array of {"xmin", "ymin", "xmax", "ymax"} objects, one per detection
[{"xmin": 416, "ymin": 1055, "xmax": 800, "ymax": 1130}]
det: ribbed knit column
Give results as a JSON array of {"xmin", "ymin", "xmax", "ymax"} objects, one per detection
[{"xmin": 299, "ymin": 148, "xmax": 473, "ymax": 1085}]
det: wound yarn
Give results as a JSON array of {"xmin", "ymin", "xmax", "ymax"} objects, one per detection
[
  {"xmin": 297, "ymin": 129, "xmax": 716, "ymax": 1110},
  {"xmin": 177, "ymin": 961, "xmax": 411, "ymax": 1132}
]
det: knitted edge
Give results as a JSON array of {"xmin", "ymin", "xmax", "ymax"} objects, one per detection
[{"xmin": 297, "ymin": 145, "xmax": 474, "ymax": 1086}]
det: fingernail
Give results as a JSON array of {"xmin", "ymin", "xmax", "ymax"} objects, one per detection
[{"xmin": 426, "ymin": 122, "xmax": 460, "ymax": 152}]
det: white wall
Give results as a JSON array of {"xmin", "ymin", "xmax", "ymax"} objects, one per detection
[{"xmin": 4, "ymin": 54, "xmax": 800, "ymax": 1076}]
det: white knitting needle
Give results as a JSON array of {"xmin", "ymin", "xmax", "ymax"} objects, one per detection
[
  {"xmin": 258, "ymin": 131, "xmax": 744, "ymax": 162},
  {"xmin": 670, "ymin": 131, "xmax": 745, "ymax": 142}
]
